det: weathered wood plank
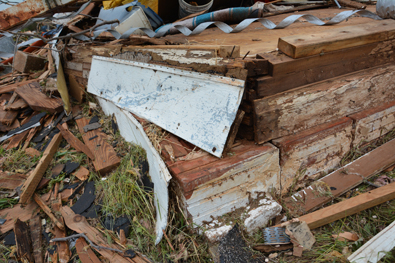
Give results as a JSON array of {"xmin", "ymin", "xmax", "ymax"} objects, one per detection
[
  {"xmin": 297, "ymin": 182, "xmax": 395, "ymax": 230},
  {"xmin": 278, "ymin": 20, "xmax": 395, "ymax": 58},
  {"xmin": 348, "ymin": 220, "xmax": 395, "ymax": 263},
  {"xmin": 0, "ymin": 172, "xmax": 27, "ymax": 189},
  {"xmin": 349, "ymin": 100, "xmax": 395, "ymax": 147},
  {"xmin": 174, "ymin": 142, "xmax": 280, "ymax": 225},
  {"xmin": 29, "ymin": 215, "xmax": 43, "ymax": 263},
  {"xmin": 75, "ymin": 117, "xmax": 120, "ymax": 175},
  {"xmin": 272, "ymin": 117, "xmax": 353, "ymax": 193},
  {"xmin": 15, "ymin": 82, "xmax": 63, "ymax": 113},
  {"xmin": 14, "ymin": 218, "xmax": 34, "ymax": 262},
  {"xmin": 57, "ymin": 123, "xmax": 94, "ymax": 160},
  {"xmin": 253, "ymin": 64, "xmax": 395, "ymax": 144},
  {"xmin": 52, "ymin": 198, "xmax": 70, "ymax": 263},
  {"xmin": 284, "ymin": 138, "xmax": 395, "ymax": 216},
  {"xmin": 5, "ymin": 98, "xmax": 28, "ymax": 110},
  {"xmin": 0, "ymin": 79, "xmax": 38, "ymax": 94},
  {"xmin": 255, "ymin": 41, "xmax": 395, "ymax": 97},
  {"xmin": 20, "ymin": 132, "xmax": 63, "ymax": 204}
]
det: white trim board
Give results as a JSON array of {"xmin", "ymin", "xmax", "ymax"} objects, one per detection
[
  {"xmin": 87, "ymin": 56, "xmax": 245, "ymax": 157},
  {"xmin": 97, "ymin": 97, "xmax": 171, "ymax": 245},
  {"xmin": 348, "ymin": 220, "xmax": 395, "ymax": 263}
]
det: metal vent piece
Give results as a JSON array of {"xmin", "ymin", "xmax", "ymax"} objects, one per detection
[{"xmin": 263, "ymin": 227, "xmax": 291, "ymax": 245}]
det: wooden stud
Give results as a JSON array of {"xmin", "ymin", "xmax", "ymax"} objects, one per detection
[{"xmin": 20, "ymin": 132, "xmax": 63, "ymax": 204}]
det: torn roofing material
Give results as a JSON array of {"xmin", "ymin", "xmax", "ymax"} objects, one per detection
[{"xmin": 88, "ymin": 56, "xmax": 245, "ymax": 157}]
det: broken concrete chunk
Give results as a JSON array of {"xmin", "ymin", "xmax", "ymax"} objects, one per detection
[
  {"xmin": 83, "ymin": 122, "xmax": 101, "ymax": 133},
  {"xmin": 244, "ymin": 197, "xmax": 282, "ymax": 234}
]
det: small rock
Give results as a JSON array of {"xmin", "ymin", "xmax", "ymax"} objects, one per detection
[
  {"xmin": 268, "ymin": 253, "xmax": 278, "ymax": 259},
  {"xmin": 372, "ymin": 215, "xmax": 377, "ymax": 219},
  {"xmin": 25, "ymin": 147, "xmax": 41, "ymax": 157}
]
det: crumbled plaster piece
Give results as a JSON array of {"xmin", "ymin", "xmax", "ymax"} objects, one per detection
[
  {"xmin": 205, "ymin": 225, "xmax": 233, "ymax": 243},
  {"xmin": 244, "ymin": 198, "xmax": 282, "ymax": 234}
]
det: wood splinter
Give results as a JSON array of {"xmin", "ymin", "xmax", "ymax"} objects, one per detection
[{"xmin": 33, "ymin": 193, "xmax": 65, "ymax": 230}]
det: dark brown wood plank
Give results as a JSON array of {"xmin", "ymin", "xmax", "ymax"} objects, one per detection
[
  {"xmin": 284, "ymin": 137, "xmax": 395, "ymax": 216},
  {"xmin": 75, "ymin": 117, "xmax": 120, "ymax": 175},
  {"xmin": 29, "ymin": 215, "xmax": 43, "ymax": 263},
  {"xmin": 253, "ymin": 64, "xmax": 395, "ymax": 144},
  {"xmin": 15, "ymin": 82, "xmax": 63, "ymax": 113},
  {"xmin": 57, "ymin": 123, "xmax": 94, "ymax": 160},
  {"xmin": 14, "ymin": 218, "xmax": 33, "ymax": 262},
  {"xmin": 278, "ymin": 20, "xmax": 395, "ymax": 58},
  {"xmin": 254, "ymin": 42, "xmax": 395, "ymax": 97}
]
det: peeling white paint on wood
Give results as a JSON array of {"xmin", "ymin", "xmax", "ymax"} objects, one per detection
[
  {"xmin": 88, "ymin": 56, "xmax": 245, "ymax": 157},
  {"xmin": 96, "ymin": 97, "xmax": 171, "ymax": 245},
  {"xmin": 353, "ymin": 105, "xmax": 395, "ymax": 146},
  {"xmin": 348, "ymin": 220, "xmax": 395, "ymax": 263},
  {"xmin": 138, "ymin": 49, "xmax": 223, "ymax": 65},
  {"xmin": 180, "ymin": 144, "xmax": 280, "ymax": 226},
  {"xmin": 274, "ymin": 123, "xmax": 353, "ymax": 191}
]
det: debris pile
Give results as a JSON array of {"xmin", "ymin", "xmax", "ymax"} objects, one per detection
[{"xmin": 1, "ymin": 0, "xmax": 395, "ymax": 262}]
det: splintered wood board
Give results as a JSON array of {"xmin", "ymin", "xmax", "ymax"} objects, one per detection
[
  {"xmin": 15, "ymin": 82, "xmax": 63, "ymax": 113},
  {"xmin": 161, "ymin": 6, "xmax": 378, "ymax": 56},
  {"xmin": 284, "ymin": 138, "xmax": 395, "ymax": 216},
  {"xmin": 0, "ymin": 108, "xmax": 18, "ymax": 125},
  {"xmin": 61, "ymin": 206, "xmax": 148, "ymax": 263},
  {"xmin": 75, "ymin": 117, "xmax": 120, "ymax": 175},
  {"xmin": 20, "ymin": 132, "xmax": 63, "ymax": 204},
  {"xmin": 278, "ymin": 20, "xmax": 395, "ymax": 58},
  {"xmin": 88, "ymin": 56, "xmax": 244, "ymax": 157},
  {"xmin": 253, "ymin": 63, "xmax": 395, "ymax": 144}
]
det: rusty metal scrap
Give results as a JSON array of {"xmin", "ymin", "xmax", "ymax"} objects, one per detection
[{"xmin": 0, "ymin": 0, "xmax": 78, "ymax": 30}]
